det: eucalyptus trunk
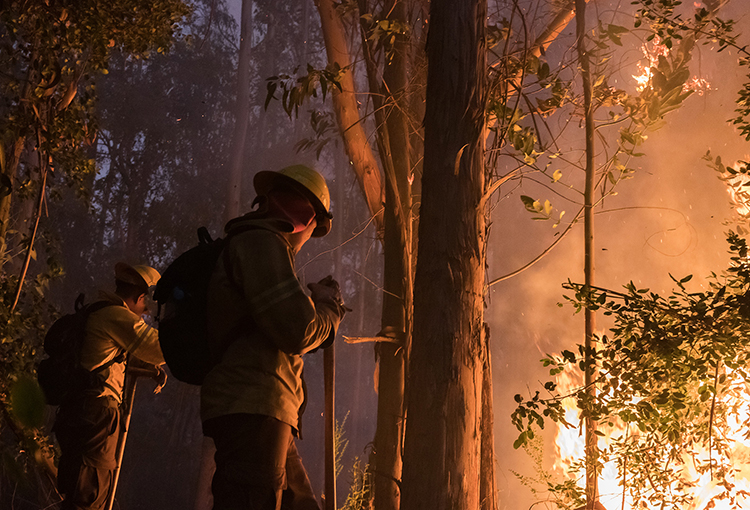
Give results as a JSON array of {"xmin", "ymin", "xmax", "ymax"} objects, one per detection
[
  {"xmin": 0, "ymin": 50, "xmax": 37, "ymax": 271},
  {"xmin": 224, "ymin": 0, "xmax": 253, "ymax": 222},
  {"xmin": 575, "ymin": 0, "xmax": 599, "ymax": 507},
  {"xmin": 480, "ymin": 325, "xmax": 497, "ymax": 510},
  {"xmin": 401, "ymin": 0, "xmax": 488, "ymax": 508},
  {"xmin": 372, "ymin": 179, "xmax": 408, "ymax": 510},
  {"xmin": 315, "ymin": 0, "xmax": 385, "ymax": 233},
  {"xmin": 370, "ymin": 1, "xmax": 413, "ymax": 509}
]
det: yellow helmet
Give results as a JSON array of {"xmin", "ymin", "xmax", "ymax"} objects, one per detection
[
  {"xmin": 115, "ymin": 263, "xmax": 161, "ymax": 289},
  {"xmin": 253, "ymin": 164, "xmax": 333, "ymax": 237}
]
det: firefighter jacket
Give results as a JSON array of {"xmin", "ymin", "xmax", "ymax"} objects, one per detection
[
  {"xmin": 200, "ymin": 215, "xmax": 344, "ymax": 432},
  {"xmin": 80, "ymin": 290, "xmax": 165, "ymax": 403}
]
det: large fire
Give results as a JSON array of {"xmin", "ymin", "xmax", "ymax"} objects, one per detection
[
  {"xmin": 543, "ymin": 11, "xmax": 750, "ymax": 510},
  {"xmin": 553, "ymin": 366, "xmax": 750, "ymax": 510}
]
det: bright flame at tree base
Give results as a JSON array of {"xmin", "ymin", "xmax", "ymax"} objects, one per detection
[{"xmin": 553, "ymin": 368, "xmax": 750, "ymax": 510}]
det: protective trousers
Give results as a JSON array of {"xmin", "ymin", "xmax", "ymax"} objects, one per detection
[
  {"xmin": 54, "ymin": 395, "xmax": 120, "ymax": 510},
  {"xmin": 203, "ymin": 413, "xmax": 319, "ymax": 510}
]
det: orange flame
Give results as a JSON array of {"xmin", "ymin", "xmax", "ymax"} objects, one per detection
[
  {"xmin": 553, "ymin": 366, "xmax": 750, "ymax": 509},
  {"xmin": 632, "ymin": 37, "xmax": 711, "ymax": 95}
]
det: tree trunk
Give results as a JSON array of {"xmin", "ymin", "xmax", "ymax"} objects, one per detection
[
  {"xmin": 224, "ymin": 0, "xmax": 254, "ymax": 222},
  {"xmin": 575, "ymin": 0, "xmax": 599, "ymax": 507},
  {"xmin": 315, "ymin": 0, "xmax": 385, "ymax": 234},
  {"xmin": 372, "ymin": 199, "xmax": 407, "ymax": 510},
  {"xmin": 0, "ymin": 51, "xmax": 38, "ymax": 272},
  {"xmin": 401, "ymin": 0, "xmax": 488, "ymax": 508},
  {"xmin": 370, "ymin": 1, "xmax": 413, "ymax": 510}
]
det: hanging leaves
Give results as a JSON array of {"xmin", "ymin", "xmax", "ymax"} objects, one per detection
[{"xmin": 265, "ymin": 63, "xmax": 344, "ymax": 118}]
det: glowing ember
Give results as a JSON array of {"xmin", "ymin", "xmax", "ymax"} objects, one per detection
[
  {"xmin": 684, "ymin": 76, "xmax": 711, "ymax": 96},
  {"xmin": 553, "ymin": 366, "xmax": 750, "ymax": 510}
]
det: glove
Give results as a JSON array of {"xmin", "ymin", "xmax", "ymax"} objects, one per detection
[
  {"xmin": 307, "ymin": 276, "xmax": 351, "ymax": 314},
  {"xmin": 126, "ymin": 358, "xmax": 168, "ymax": 394},
  {"xmin": 152, "ymin": 365, "xmax": 168, "ymax": 394}
]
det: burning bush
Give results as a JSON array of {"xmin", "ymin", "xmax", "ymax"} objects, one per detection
[{"xmin": 513, "ymin": 232, "xmax": 750, "ymax": 510}]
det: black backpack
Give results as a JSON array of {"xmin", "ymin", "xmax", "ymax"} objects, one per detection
[
  {"xmin": 154, "ymin": 226, "xmax": 252, "ymax": 385},
  {"xmin": 37, "ymin": 296, "xmax": 121, "ymax": 405}
]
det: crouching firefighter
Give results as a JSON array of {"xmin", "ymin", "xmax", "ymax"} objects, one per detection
[
  {"xmin": 201, "ymin": 164, "xmax": 347, "ymax": 510},
  {"xmin": 52, "ymin": 263, "xmax": 168, "ymax": 510}
]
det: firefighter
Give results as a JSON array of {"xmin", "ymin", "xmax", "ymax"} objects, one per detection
[
  {"xmin": 53, "ymin": 263, "xmax": 167, "ymax": 510},
  {"xmin": 201, "ymin": 164, "xmax": 347, "ymax": 510}
]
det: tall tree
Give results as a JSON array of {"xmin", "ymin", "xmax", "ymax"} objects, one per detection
[
  {"xmin": 311, "ymin": 2, "xmax": 425, "ymax": 508},
  {"xmin": 400, "ymin": 2, "xmax": 488, "ymax": 510},
  {"xmin": 225, "ymin": 0, "xmax": 254, "ymax": 222},
  {"xmin": 308, "ymin": 2, "xmax": 585, "ymax": 508},
  {"xmin": 574, "ymin": 0, "xmax": 599, "ymax": 507}
]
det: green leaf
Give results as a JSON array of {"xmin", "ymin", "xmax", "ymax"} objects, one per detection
[
  {"xmin": 538, "ymin": 62, "xmax": 550, "ymax": 81},
  {"xmin": 608, "ymin": 24, "xmax": 628, "ymax": 35},
  {"xmin": 513, "ymin": 431, "xmax": 527, "ymax": 449}
]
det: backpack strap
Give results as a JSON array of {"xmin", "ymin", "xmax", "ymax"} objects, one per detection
[
  {"xmin": 93, "ymin": 350, "xmax": 128, "ymax": 397},
  {"xmin": 221, "ymin": 225, "xmax": 264, "ymax": 297},
  {"xmin": 80, "ymin": 300, "xmax": 128, "ymax": 378}
]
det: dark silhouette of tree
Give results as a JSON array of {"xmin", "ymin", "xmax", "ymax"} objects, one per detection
[{"xmin": 401, "ymin": 0, "xmax": 490, "ymax": 510}]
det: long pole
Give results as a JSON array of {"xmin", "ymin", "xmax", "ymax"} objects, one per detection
[
  {"xmin": 324, "ymin": 344, "xmax": 336, "ymax": 510},
  {"xmin": 106, "ymin": 372, "xmax": 138, "ymax": 510}
]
